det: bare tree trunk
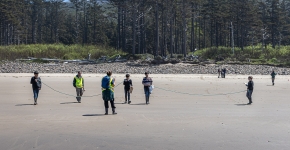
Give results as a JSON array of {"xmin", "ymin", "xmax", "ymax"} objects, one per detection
[
  {"xmin": 191, "ymin": 3, "xmax": 195, "ymax": 52},
  {"xmin": 122, "ymin": 9, "xmax": 127, "ymax": 52},
  {"xmin": 132, "ymin": 3, "xmax": 137, "ymax": 55},
  {"xmin": 182, "ymin": 0, "xmax": 187, "ymax": 58},
  {"xmin": 117, "ymin": 2, "xmax": 121, "ymax": 49},
  {"xmin": 155, "ymin": 1, "xmax": 159, "ymax": 57}
]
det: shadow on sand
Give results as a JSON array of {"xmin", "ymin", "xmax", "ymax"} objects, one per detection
[
  {"xmin": 235, "ymin": 104, "xmax": 249, "ymax": 106},
  {"xmin": 60, "ymin": 102, "xmax": 79, "ymax": 104},
  {"xmin": 130, "ymin": 103, "xmax": 147, "ymax": 105},
  {"xmin": 15, "ymin": 104, "xmax": 34, "ymax": 106},
  {"xmin": 114, "ymin": 102, "xmax": 126, "ymax": 105},
  {"xmin": 83, "ymin": 114, "xmax": 105, "ymax": 117}
]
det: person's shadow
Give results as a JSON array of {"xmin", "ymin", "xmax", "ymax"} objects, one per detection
[
  {"xmin": 60, "ymin": 102, "xmax": 79, "ymax": 104},
  {"xmin": 15, "ymin": 104, "xmax": 34, "ymax": 106},
  {"xmin": 130, "ymin": 103, "xmax": 147, "ymax": 105},
  {"xmin": 83, "ymin": 114, "xmax": 104, "ymax": 116},
  {"xmin": 235, "ymin": 104, "xmax": 249, "ymax": 106}
]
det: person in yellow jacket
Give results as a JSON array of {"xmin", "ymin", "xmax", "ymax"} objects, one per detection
[
  {"xmin": 101, "ymin": 71, "xmax": 117, "ymax": 115},
  {"xmin": 73, "ymin": 71, "xmax": 85, "ymax": 103}
]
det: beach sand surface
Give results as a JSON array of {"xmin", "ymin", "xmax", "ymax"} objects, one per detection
[{"xmin": 0, "ymin": 74, "xmax": 290, "ymax": 150}]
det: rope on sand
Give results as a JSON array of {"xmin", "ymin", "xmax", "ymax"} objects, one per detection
[
  {"xmin": 43, "ymin": 81, "xmax": 245, "ymax": 98},
  {"xmin": 42, "ymin": 81, "xmax": 123, "ymax": 98},
  {"xmin": 154, "ymin": 87, "xmax": 246, "ymax": 96}
]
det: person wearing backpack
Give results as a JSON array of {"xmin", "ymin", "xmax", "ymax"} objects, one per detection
[
  {"xmin": 123, "ymin": 74, "xmax": 133, "ymax": 104},
  {"xmin": 101, "ymin": 71, "xmax": 117, "ymax": 115}
]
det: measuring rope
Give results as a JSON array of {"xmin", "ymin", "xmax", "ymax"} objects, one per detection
[
  {"xmin": 154, "ymin": 87, "xmax": 246, "ymax": 96},
  {"xmin": 42, "ymin": 81, "xmax": 123, "ymax": 98},
  {"xmin": 43, "ymin": 80, "xmax": 246, "ymax": 98}
]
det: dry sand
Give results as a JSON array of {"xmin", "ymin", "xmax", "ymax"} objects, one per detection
[{"xmin": 0, "ymin": 73, "xmax": 290, "ymax": 150}]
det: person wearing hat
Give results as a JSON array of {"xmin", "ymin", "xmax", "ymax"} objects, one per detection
[
  {"xmin": 101, "ymin": 71, "xmax": 117, "ymax": 115},
  {"xmin": 245, "ymin": 76, "xmax": 254, "ymax": 105},
  {"xmin": 30, "ymin": 71, "xmax": 42, "ymax": 105},
  {"xmin": 123, "ymin": 74, "xmax": 133, "ymax": 104},
  {"xmin": 73, "ymin": 71, "xmax": 85, "ymax": 103},
  {"xmin": 142, "ymin": 72, "xmax": 153, "ymax": 104}
]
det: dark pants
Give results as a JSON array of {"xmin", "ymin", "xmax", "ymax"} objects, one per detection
[
  {"xmin": 272, "ymin": 78, "xmax": 275, "ymax": 83},
  {"xmin": 125, "ymin": 89, "xmax": 130, "ymax": 102},
  {"xmin": 246, "ymin": 90, "xmax": 253, "ymax": 103},
  {"xmin": 76, "ymin": 88, "xmax": 83, "ymax": 102},
  {"xmin": 33, "ymin": 89, "xmax": 39, "ymax": 99},
  {"xmin": 144, "ymin": 86, "xmax": 150, "ymax": 102},
  {"xmin": 104, "ymin": 100, "xmax": 116, "ymax": 109}
]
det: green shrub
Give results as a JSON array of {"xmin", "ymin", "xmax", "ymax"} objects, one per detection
[{"xmin": 0, "ymin": 44, "xmax": 126, "ymax": 61}]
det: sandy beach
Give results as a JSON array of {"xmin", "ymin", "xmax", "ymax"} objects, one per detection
[{"xmin": 0, "ymin": 73, "xmax": 290, "ymax": 150}]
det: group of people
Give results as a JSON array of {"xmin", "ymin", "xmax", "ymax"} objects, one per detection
[
  {"xmin": 218, "ymin": 68, "xmax": 227, "ymax": 78},
  {"xmin": 30, "ymin": 71, "xmax": 153, "ymax": 115},
  {"xmin": 29, "ymin": 70, "xmax": 277, "ymax": 110}
]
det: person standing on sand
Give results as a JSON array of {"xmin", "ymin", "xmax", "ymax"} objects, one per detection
[
  {"xmin": 271, "ymin": 71, "xmax": 277, "ymax": 86},
  {"xmin": 142, "ymin": 72, "xmax": 153, "ymax": 105},
  {"xmin": 218, "ymin": 68, "xmax": 221, "ymax": 78},
  {"xmin": 102, "ymin": 71, "xmax": 117, "ymax": 115},
  {"xmin": 73, "ymin": 71, "xmax": 85, "ymax": 103},
  {"xmin": 222, "ymin": 68, "xmax": 227, "ymax": 78},
  {"xmin": 30, "ymin": 71, "xmax": 42, "ymax": 105},
  {"xmin": 123, "ymin": 74, "xmax": 133, "ymax": 104},
  {"xmin": 245, "ymin": 76, "xmax": 254, "ymax": 105}
]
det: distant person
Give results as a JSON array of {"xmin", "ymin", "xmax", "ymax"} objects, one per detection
[
  {"xmin": 222, "ymin": 68, "xmax": 227, "ymax": 78},
  {"xmin": 245, "ymin": 76, "xmax": 254, "ymax": 105},
  {"xmin": 30, "ymin": 71, "xmax": 42, "ymax": 105},
  {"xmin": 218, "ymin": 68, "xmax": 221, "ymax": 78},
  {"xmin": 102, "ymin": 71, "xmax": 117, "ymax": 115},
  {"xmin": 123, "ymin": 74, "xmax": 133, "ymax": 104},
  {"xmin": 73, "ymin": 71, "xmax": 85, "ymax": 103},
  {"xmin": 142, "ymin": 72, "xmax": 153, "ymax": 105},
  {"xmin": 271, "ymin": 71, "xmax": 277, "ymax": 86}
]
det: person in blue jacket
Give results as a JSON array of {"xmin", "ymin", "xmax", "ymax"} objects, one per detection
[{"xmin": 101, "ymin": 71, "xmax": 117, "ymax": 115}]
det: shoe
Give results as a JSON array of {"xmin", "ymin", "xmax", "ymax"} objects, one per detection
[
  {"xmin": 124, "ymin": 101, "xmax": 127, "ymax": 104},
  {"xmin": 104, "ymin": 108, "xmax": 108, "ymax": 115},
  {"xmin": 128, "ymin": 101, "xmax": 131, "ymax": 104},
  {"xmin": 112, "ymin": 108, "xmax": 117, "ymax": 115},
  {"xmin": 34, "ymin": 102, "xmax": 37, "ymax": 105}
]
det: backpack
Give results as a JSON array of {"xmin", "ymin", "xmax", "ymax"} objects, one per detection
[{"xmin": 102, "ymin": 76, "xmax": 110, "ymax": 89}]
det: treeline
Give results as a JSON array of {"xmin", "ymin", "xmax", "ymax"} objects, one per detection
[{"xmin": 1, "ymin": 0, "xmax": 290, "ymax": 57}]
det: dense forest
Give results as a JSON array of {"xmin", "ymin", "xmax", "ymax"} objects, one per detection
[{"xmin": 1, "ymin": 0, "xmax": 290, "ymax": 58}]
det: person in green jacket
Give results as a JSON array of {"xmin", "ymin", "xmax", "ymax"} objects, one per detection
[
  {"xmin": 271, "ymin": 71, "xmax": 277, "ymax": 86},
  {"xmin": 73, "ymin": 71, "xmax": 85, "ymax": 103}
]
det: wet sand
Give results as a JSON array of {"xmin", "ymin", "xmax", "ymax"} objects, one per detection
[{"xmin": 0, "ymin": 73, "xmax": 290, "ymax": 150}]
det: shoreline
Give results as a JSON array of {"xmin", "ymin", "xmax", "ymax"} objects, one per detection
[
  {"xmin": 1, "ymin": 61, "xmax": 290, "ymax": 75},
  {"xmin": 1, "ymin": 73, "xmax": 290, "ymax": 79}
]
